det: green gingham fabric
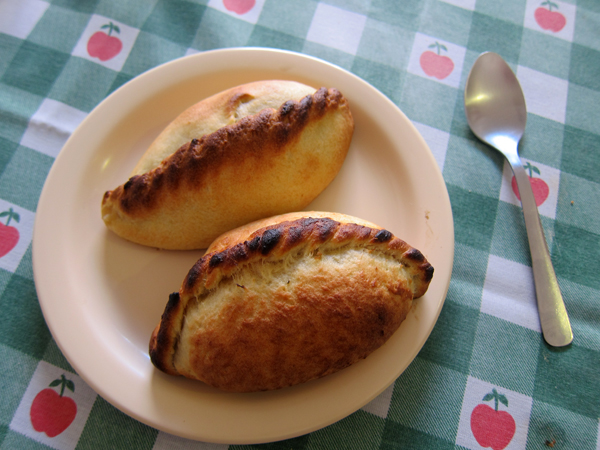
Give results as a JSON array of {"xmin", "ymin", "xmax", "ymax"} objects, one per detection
[{"xmin": 1, "ymin": 0, "xmax": 599, "ymax": 448}]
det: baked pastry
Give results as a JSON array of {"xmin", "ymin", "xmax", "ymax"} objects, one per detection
[
  {"xmin": 101, "ymin": 80, "xmax": 354, "ymax": 250},
  {"xmin": 149, "ymin": 211, "xmax": 434, "ymax": 392}
]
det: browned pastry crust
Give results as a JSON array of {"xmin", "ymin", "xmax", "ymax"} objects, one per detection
[
  {"xmin": 101, "ymin": 83, "xmax": 354, "ymax": 250},
  {"xmin": 149, "ymin": 212, "xmax": 434, "ymax": 392}
]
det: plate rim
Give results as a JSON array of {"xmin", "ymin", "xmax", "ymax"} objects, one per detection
[{"xmin": 32, "ymin": 47, "xmax": 454, "ymax": 444}]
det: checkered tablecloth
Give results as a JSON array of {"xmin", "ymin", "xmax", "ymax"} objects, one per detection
[{"xmin": 1, "ymin": 0, "xmax": 599, "ymax": 448}]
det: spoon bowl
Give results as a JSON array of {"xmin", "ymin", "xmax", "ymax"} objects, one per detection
[
  {"xmin": 464, "ymin": 52, "xmax": 573, "ymax": 347},
  {"xmin": 464, "ymin": 53, "xmax": 527, "ymax": 150}
]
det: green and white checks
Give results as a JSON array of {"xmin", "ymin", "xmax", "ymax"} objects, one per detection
[{"xmin": 1, "ymin": 0, "xmax": 599, "ymax": 448}]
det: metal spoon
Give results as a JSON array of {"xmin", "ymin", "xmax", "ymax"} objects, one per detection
[{"xmin": 464, "ymin": 52, "xmax": 573, "ymax": 347}]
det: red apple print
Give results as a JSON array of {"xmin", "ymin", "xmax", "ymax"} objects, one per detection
[
  {"xmin": 30, "ymin": 374, "xmax": 77, "ymax": 438},
  {"xmin": 420, "ymin": 41, "xmax": 454, "ymax": 80},
  {"xmin": 223, "ymin": 0, "xmax": 256, "ymax": 15},
  {"xmin": 471, "ymin": 388, "xmax": 516, "ymax": 450},
  {"xmin": 535, "ymin": 1, "xmax": 566, "ymax": 32},
  {"xmin": 0, "ymin": 207, "xmax": 20, "ymax": 258},
  {"xmin": 511, "ymin": 161, "xmax": 550, "ymax": 206},
  {"xmin": 87, "ymin": 22, "xmax": 123, "ymax": 61}
]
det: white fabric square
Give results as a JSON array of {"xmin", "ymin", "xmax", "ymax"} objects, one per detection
[
  {"xmin": 0, "ymin": 0, "xmax": 49, "ymax": 39},
  {"xmin": 72, "ymin": 15, "xmax": 139, "ymax": 72},
  {"xmin": 407, "ymin": 33, "xmax": 466, "ymax": 88},
  {"xmin": 524, "ymin": 0, "xmax": 576, "ymax": 42},
  {"xmin": 0, "ymin": 200, "xmax": 34, "ymax": 274},
  {"xmin": 499, "ymin": 158, "xmax": 560, "ymax": 219},
  {"xmin": 10, "ymin": 361, "xmax": 97, "ymax": 450},
  {"xmin": 481, "ymin": 255, "xmax": 541, "ymax": 333},
  {"xmin": 412, "ymin": 121, "xmax": 450, "ymax": 172},
  {"xmin": 517, "ymin": 65, "xmax": 568, "ymax": 124},
  {"xmin": 361, "ymin": 383, "xmax": 394, "ymax": 418},
  {"xmin": 207, "ymin": 0, "xmax": 266, "ymax": 24},
  {"xmin": 306, "ymin": 3, "xmax": 367, "ymax": 55},
  {"xmin": 456, "ymin": 376, "xmax": 533, "ymax": 450},
  {"xmin": 20, "ymin": 99, "xmax": 87, "ymax": 158},
  {"xmin": 153, "ymin": 432, "xmax": 229, "ymax": 450},
  {"xmin": 439, "ymin": 0, "xmax": 476, "ymax": 10}
]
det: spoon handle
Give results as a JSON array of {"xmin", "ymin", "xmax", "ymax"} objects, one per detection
[{"xmin": 509, "ymin": 156, "xmax": 573, "ymax": 347}]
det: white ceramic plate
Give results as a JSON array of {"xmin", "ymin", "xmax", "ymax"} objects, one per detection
[{"xmin": 33, "ymin": 48, "xmax": 454, "ymax": 444}]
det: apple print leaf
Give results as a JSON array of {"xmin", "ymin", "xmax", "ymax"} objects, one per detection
[
  {"xmin": 498, "ymin": 393, "xmax": 509, "ymax": 408},
  {"xmin": 0, "ymin": 208, "xmax": 20, "ymax": 226},
  {"xmin": 482, "ymin": 388, "xmax": 509, "ymax": 411},
  {"xmin": 48, "ymin": 374, "xmax": 75, "ymax": 396},
  {"xmin": 65, "ymin": 379, "xmax": 75, "ymax": 393},
  {"xmin": 482, "ymin": 392, "xmax": 495, "ymax": 402},
  {"xmin": 541, "ymin": 0, "xmax": 559, "ymax": 11},
  {"xmin": 100, "ymin": 22, "xmax": 120, "ymax": 36},
  {"xmin": 523, "ymin": 161, "xmax": 541, "ymax": 177},
  {"xmin": 428, "ymin": 41, "xmax": 448, "ymax": 55}
]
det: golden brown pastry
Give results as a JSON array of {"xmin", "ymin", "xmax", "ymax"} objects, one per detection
[
  {"xmin": 149, "ymin": 211, "xmax": 434, "ymax": 392},
  {"xmin": 101, "ymin": 81, "xmax": 354, "ymax": 250}
]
